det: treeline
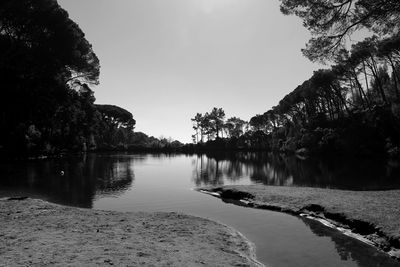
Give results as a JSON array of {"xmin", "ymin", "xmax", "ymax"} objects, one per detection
[
  {"xmin": 249, "ymin": 34, "xmax": 400, "ymax": 156},
  {"xmin": 191, "ymin": 108, "xmax": 246, "ymax": 142},
  {"xmin": 0, "ymin": 0, "xmax": 181, "ymax": 157},
  {"xmin": 189, "ymin": 107, "xmax": 270, "ymax": 151},
  {"xmin": 190, "ymin": 35, "xmax": 400, "ymax": 156},
  {"xmin": 272, "ymin": 0, "xmax": 400, "ymax": 157},
  {"xmin": 189, "ymin": 1, "xmax": 400, "ymax": 157}
]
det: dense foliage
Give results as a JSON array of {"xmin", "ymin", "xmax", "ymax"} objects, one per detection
[
  {"xmin": 273, "ymin": 0, "xmax": 400, "ymax": 156},
  {"xmin": 191, "ymin": 36, "xmax": 400, "ymax": 156},
  {"xmin": 0, "ymin": 0, "xmax": 182, "ymax": 157},
  {"xmin": 249, "ymin": 39, "xmax": 400, "ymax": 156},
  {"xmin": 279, "ymin": 0, "xmax": 400, "ymax": 62},
  {"xmin": 190, "ymin": 108, "xmax": 270, "ymax": 151},
  {"xmin": 0, "ymin": 0, "xmax": 100, "ymax": 155},
  {"xmin": 189, "ymin": 1, "xmax": 400, "ymax": 157}
]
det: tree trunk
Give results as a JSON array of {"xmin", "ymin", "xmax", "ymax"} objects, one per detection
[
  {"xmin": 369, "ymin": 56, "xmax": 387, "ymax": 104},
  {"xmin": 387, "ymin": 56, "xmax": 400, "ymax": 100},
  {"xmin": 362, "ymin": 62, "xmax": 372, "ymax": 101}
]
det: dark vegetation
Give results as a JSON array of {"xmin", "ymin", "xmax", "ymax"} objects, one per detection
[
  {"xmin": 3, "ymin": 0, "xmax": 400, "ymax": 158},
  {"xmin": 189, "ymin": 1, "xmax": 400, "ymax": 158},
  {"xmin": 0, "ymin": 0, "xmax": 181, "ymax": 158}
]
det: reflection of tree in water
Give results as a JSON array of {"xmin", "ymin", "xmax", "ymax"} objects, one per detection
[
  {"xmin": 247, "ymin": 154, "xmax": 294, "ymax": 186},
  {"xmin": 0, "ymin": 153, "xmax": 136, "ymax": 208},
  {"xmin": 192, "ymin": 154, "xmax": 223, "ymax": 186},
  {"xmin": 86, "ymin": 154, "xmax": 134, "ymax": 197},
  {"xmin": 276, "ymin": 156, "xmax": 400, "ymax": 190},
  {"xmin": 191, "ymin": 152, "xmax": 293, "ymax": 187},
  {"xmin": 192, "ymin": 153, "xmax": 248, "ymax": 186},
  {"xmin": 191, "ymin": 152, "xmax": 400, "ymax": 190},
  {"xmin": 301, "ymin": 218, "xmax": 399, "ymax": 266}
]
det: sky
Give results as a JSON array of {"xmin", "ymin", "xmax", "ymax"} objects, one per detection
[{"xmin": 58, "ymin": 0, "xmax": 324, "ymax": 143}]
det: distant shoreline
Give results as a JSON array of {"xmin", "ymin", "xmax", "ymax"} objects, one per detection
[
  {"xmin": 1, "ymin": 148, "xmax": 396, "ymax": 163},
  {"xmin": 199, "ymin": 185, "xmax": 400, "ymax": 261},
  {"xmin": 0, "ymin": 197, "xmax": 262, "ymax": 266}
]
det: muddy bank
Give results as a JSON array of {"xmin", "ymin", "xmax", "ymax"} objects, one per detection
[
  {"xmin": 199, "ymin": 185, "xmax": 400, "ymax": 261},
  {"xmin": 0, "ymin": 198, "xmax": 262, "ymax": 266}
]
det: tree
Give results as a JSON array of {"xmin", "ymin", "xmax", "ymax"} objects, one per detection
[
  {"xmin": 0, "ymin": 0, "xmax": 99, "ymax": 86},
  {"xmin": 96, "ymin": 105, "xmax": 136, "ymax": 131},
  {"xmin": 95, "ymin": 104, "xmax": 136, "ymax": 148},
  {"xmin": 280, "ymin": 0, "xmax": 400, "ymax": 61},
  {"xmin": 225, "ymin": 117, "xmax": 246, "ymax": 138},
  {"xmin": 349, "ymin": 37, "xmax": 389, "ymax": 104},
  {"xmin": 0, "ymin": 0, "xmax": 100, "ymax": 155},
  {"xmin": 376, "ymin": 34, "xmax": 400, "ymax": 100},
  {"xmin": 191, "ymin": 113, "xmax": 203, "ymax": 143},
  {"xmin": 201, "ymin": 113, "xmax": 213, "ymax": 141},
  {"xmin": 191, "ymin": 110, "xmax": 248, "ymax": 144},
  {"xmin": 249, "ymin": 114, "xmax": 268, "ymax": 132},
  {"xmin": 208, "ymin": 107, "xmax": 226, "ymax": 139}
]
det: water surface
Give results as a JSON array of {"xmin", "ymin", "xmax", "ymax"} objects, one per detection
[{"xmin": 1, "ymin": 153, "xmax": 399, "ymax": 267}]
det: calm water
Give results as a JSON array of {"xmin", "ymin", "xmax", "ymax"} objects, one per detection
[{"xmin": 1, "ymin": 152, "xmax": 399, "ymax": 267}]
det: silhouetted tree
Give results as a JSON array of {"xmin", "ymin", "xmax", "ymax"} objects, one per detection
[
  {"xmin": 191, "ymin": 113, "xmax": 204, "ymax": 143},
  {"xmin": 225, "ymin": 117, "xmax": 246, "ymax": 138},
  {"xmin": 280, "ymin": 0, "xmax": 400, "ymax": 61},
  {"xmin": 208, "ymin": 107, "xmax": 226, "ymax": 139},
  {"xmin": 0, "ymin": 0, "xmax": 100, "ymax": 155}
]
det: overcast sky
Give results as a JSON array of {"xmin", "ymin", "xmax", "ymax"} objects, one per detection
[{"xmin": 58, "ymin": 0, "xmax": 323, "ymax": 143}]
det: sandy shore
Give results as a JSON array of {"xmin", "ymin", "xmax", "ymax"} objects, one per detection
[
  {"xmin": 199, "ymin": 185, "xmax": 400, "ymax": 260},
  {"xmin": 0, "ymin": 198, "xmax": 262, "ymax": 266}
]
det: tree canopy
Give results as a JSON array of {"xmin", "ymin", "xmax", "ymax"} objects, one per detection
[
  {"xmin": 0, "ymin": 0, "xmax": 102, "ymax": 155},
  {"xmin": 0, "ymin": 0, "xmax": 100, "ymax": 85},
  {"xmin": 280, "ymin": 0, "xmax": 400, "ymax": 61},
  {"xmin": 96, "ymin": 104, "xmax": 136, "ymax": 130}
]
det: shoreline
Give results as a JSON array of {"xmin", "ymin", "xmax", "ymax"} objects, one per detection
[
  {"xmin": 198, "ymin": 185, "xmax": 400, "ymax": 261},
  {"xmin": 0, "ymin": 197, "xmax": 263, "ymax": 266}
]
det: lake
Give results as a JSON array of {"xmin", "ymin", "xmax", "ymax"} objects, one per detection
[{"xmin": 1, "ymin": 152, "xmax": 399, "ymax": 266}]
